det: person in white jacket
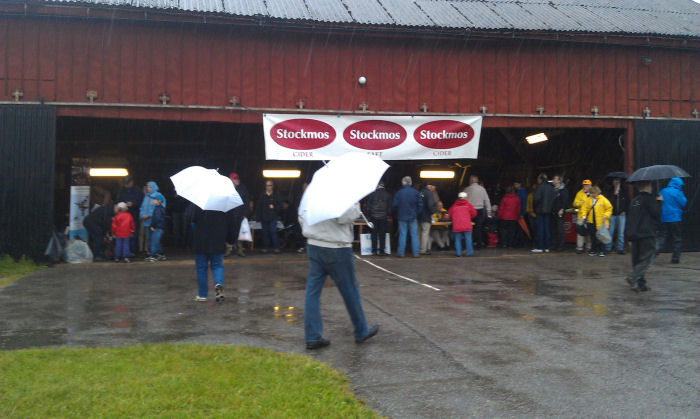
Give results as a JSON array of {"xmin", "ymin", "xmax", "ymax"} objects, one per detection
[{"xmin": 299, "ymin": 203, "xmax": 379, "ymax": 350}]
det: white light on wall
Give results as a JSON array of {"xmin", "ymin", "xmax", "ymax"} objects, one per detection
[
  {"xmin": 419, "ymin": 170, "xmax": 455, "ymax": 179},
  {"xmin": 525, "ymin": 133, "xmax": 548, "ymax": 144},
  {"xmin": 262, "ymin": 169, "xmax": 301, "ymax": 178},
  {"xmin": 89, "ymin": 168, "xmax": 129, "ymax": 177}
]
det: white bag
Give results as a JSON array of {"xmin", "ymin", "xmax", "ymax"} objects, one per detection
[
  {"xmin": 238, "ymin": 218, "xmax": 252, "ymax": 242},
  {"xmin": 360, "ymin": 233, "xmax": 391, "ymax": 256},
  {"xmin": 63, "ymin": 239, "xmax": 93, "ymax": 264}
]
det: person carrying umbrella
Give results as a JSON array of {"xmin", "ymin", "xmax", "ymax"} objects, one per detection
[
  {"xmin": 297, "ymin": 153, "xmax": 385, "ymax": 350},
  {"xmin": 658, "ymin": 178, "xmax": 687, "ymax": 264},
  {"xmin": 170, "ymin": 166, "xmax": 243, "ymax": 303},
  {"xmin": 625, "ymin": 181, "xmax": 663, "ymax": 292}
]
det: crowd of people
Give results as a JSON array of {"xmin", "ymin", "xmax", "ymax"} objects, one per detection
[{"xmin": 81, "ymin": 172, "xmax": 688, "ymax": 267}]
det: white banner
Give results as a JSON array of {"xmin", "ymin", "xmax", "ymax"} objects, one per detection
[
  {"xmin": 69, "ymin": 186, "xmax": 90, "ymax": 240},
  {"xmin": 263, "ymin": 114, "xmax": 482, "ymax": 160}
]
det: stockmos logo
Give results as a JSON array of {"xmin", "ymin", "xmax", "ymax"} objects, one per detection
[
  {"xmin": 270, "ymin": 119, "xmax": 336, "ymax": 150},
  {"xmin": 414, "ymin": 120, "xmax": 475, "ymax": 149},
  {"xmin": 343, "ymin": 120, "xmax": 407, "ymax": 150}
]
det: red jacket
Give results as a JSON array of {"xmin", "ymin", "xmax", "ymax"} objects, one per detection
[
  {"xmin": 497, "ymin": 193, "xmax": 521, "ymax": 221},
  {"xmin": 448, "ymin": 199, "xmax": 477, "ymax": 232},
  {"xmin": 111, "ymin": 211, "xmax": 135, "ymax": 239}
]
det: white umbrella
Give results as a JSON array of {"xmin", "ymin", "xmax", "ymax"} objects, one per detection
[
  {"xmin": 299, "ymin": 152, "xmax": 389, "ymax": 226},
  {"xmin": 170, "ymin": 166, "xmax": 243, "ymax": 212}
]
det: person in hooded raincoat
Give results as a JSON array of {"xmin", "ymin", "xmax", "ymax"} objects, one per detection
[
  {"xmin": 139, "ymin": 181, "xmax": 166, "ymax": 259},
  {"xmin": 579, "ymin": 186, "xmax": 612, "ymax": 257},
  {"xmin": 657, "ymin": 177, "xmax": 687, "ymax": 263}
]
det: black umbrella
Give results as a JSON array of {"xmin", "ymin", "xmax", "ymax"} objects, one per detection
[
  {"xmin": 627, "ymin": 165, "xmax": 691, "ymax": 182},
  {"xmin": 606, "ymin": 171, "xmax": 628, "ymax": 179}
]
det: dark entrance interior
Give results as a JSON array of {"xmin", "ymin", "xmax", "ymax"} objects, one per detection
[{"xmin": 55, "ymin": 117, "xmax": 625, "ymax": 224}]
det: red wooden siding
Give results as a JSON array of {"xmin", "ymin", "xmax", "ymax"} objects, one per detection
[{"xmin": 1, "ymin": 16, "xmax": 698, "ymax": 123}]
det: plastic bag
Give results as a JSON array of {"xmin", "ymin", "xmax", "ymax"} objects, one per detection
[
  {"xmin": 63, "ymin": 239, "xmax": 94, "ymax": 263},
  {"xmin": 238, "ymin": 218, "xmax": 252, "ymax": 242},
  {"xmin": 596, "ymin": 223, "xmax": 612, "ymax": 245}
]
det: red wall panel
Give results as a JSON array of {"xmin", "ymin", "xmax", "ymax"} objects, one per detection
[{"xmin": 2, "ymin": 16, "xmax": 698, "ymax": 124}]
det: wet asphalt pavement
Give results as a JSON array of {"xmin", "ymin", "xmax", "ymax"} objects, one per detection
[{"xmin": 1, "ymin": 249, "xmax": 699, "ymax": 417}]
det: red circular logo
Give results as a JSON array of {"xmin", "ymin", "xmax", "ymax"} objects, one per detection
[
  {"xmin": 414, "ymin": 120, "xmax": 474, "ymax": 149},
  {"xmin": 270, "ymin": 119, "xmax": 335, "ymax": 150},
  {"xmin": 343, "ymin": 120, "xmax": 407, "ymax": 150}
]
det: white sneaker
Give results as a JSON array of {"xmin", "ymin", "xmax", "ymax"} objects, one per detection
[
  {"xmin": 531, "ymin": 249, "xmax": 543, "ymax": 253},
  {"xmin": 544, "ymin": 249, "xmax": 550, "ymax": 253},
  {"xmin": 193, "ymin": 296, "xmax": 207, "ymax": 302}
]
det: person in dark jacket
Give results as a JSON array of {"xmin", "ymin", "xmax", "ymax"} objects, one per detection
[
  {"xmin": 551, "ymin": 175, "xmax": 570, "ymax": 252},
  {"xmin": 605, "ymin": 177, "xmax": 629, "ymax": 254},
  {"xmin": 625, "ymin": 182, "xmax": 663, "ymax": 292},
  {"xmin": 497, "ymin": 186, "xmax": 521, "ymax": 248},
  {"xmin": 364, "ymin": 182, "xmax": 392, "ymax": 255},
  {"xmin": 417, "ymin": 182, "xmax": 437, "ymax": 255},
  {"xmin": 658, "ymin": 177, "xmax": 687, "ymax": 263},
  {"xmin": 116, "ymin": 176, "xmax": 144, "ymax": 255},
  {"xmin": 256, "ymin": 180, "xmax": 282, "ymax": 253},
  {"xmin": 192, "ymin": 208, "xmax": 231, "ymax": 302},
  {"xmin": 392, "ymin": 176, "xmax": 423, "ymax": 257},
  {"xmin": 226, "ymin": 173, "xmax": 251, "ymax": 257},
  {"xmin": 532, "ymin": 173, "xmax": 557, "ymax": 253},
  {"xmin": 146, "ymin": 193, "xmax": 167, "ymax": 262},
  {"xmin": 83, "ymin": 196, "xmax": 114, "ymax": 261}
]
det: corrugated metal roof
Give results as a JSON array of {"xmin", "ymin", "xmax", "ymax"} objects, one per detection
[{"xmin": 42, "ymin": 0, "xmax": 700, "ymax": 37}]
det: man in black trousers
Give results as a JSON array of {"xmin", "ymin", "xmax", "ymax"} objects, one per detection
[{"xmin": 625, "ymin": 181, "xmax": 663, "ymax": 292}]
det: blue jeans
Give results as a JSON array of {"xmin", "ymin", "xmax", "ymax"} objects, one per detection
[
  {"xmin": 195, "ymin": 253, "xmax": 224, "ymax": 298},
  {"xmin": 454, "ymin": 231, "xmax": 473, "ymax": 256},
  {"xmin": 304, "ymin": 245, "xmax": 369, "ymax": 343},
  {"xmin": 397, "ymin": 219, "xmax": 419, "ymax": 256},
  {"xmin": 536, "ymin": 213, "xmax": 551, "ymax": 250},
  {"xmin": 605, "ymin": 214, "xmax": 626, "ymax": 251},
  {"xmin": 149, "ymin": 228, "xmax": 164, "ymax": 255},
  {"xmin": 262, "ymin": 219, "xmax": 280, "ymax": 250},
  {"xmin": 144, "ymin": 227, "xmax": 152, "ymax": 255}
]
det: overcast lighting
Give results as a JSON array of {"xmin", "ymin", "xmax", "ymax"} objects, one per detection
[
  {"xmin": 263, "ymin": 169, "xmax": 301, "ymax": 178},
  {"xmin": 89, "ymin": 168, "xmax": 129, "ymax": 177},
  {"xmin": 419, "ymin": 170, "xmax": 455, "ymax": 179},
  {"xmin": 526, "ymin": 133, "xmax": 548, "ymax": 144}
]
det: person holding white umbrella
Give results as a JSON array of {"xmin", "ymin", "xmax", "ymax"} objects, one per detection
[
  {"xmin": 171, "ymin": 166, "xmax": 243, "ymax": 302},
  {"xmin": 298, "ymin": 152, "xmax": 385, "ymax": 350}
]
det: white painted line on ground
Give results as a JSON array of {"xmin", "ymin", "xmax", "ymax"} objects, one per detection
[{"xmin": 355, "ymin": 255, "xmax": 441, "ymax": 291}]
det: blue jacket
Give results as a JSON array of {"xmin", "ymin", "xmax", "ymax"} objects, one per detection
[
  {"xmin": 150, "ymin": 205, "xmax": 166, "ymax": 229},
  {"xmin": 392, "ymin": 185, "xmax": 423, "ymax": 221},
  {"xmin": 660, "ymin": 177, "xmax": 687, "ymax": 223},
  {"xmin": 140, "ymin": 181, "xmax": 166, "ymax": 227},
  {"xmin": 516, "ymin": 187, "xmax": 528, "ymax": 216}
]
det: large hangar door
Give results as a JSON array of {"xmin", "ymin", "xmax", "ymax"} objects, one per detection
[
  {"xmin": 635, "ymin": 120, "xmax": 699, "ymax": 251},
  {"xmin": 0, "ymin": 105, "xmax": 56, "ymax": 260}
]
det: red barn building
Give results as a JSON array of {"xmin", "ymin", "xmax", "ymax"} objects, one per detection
[{"xmin": 1, "ymin": 0, "xmax": 699, "ymax": 258}]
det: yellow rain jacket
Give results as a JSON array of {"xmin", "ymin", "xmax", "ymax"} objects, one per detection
[
  {"xmin": 579, "ymin": 195, "xmax": 612, "ymax": 229},
  {"xmin": 572, "ymin": 189, "xmax": 589, "ymax": 209}
]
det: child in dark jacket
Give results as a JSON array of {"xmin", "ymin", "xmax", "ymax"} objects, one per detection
[
  {"xmin": 111, "ymin": 202, "xmax": 135, "ymax": 263},
  {"xmin": 448, "ymin": 192, "xmax": 478, "ymax": 257},
  {"xmin": 147, "ymin": 193, "xmax": 167, "ymax": 261}
]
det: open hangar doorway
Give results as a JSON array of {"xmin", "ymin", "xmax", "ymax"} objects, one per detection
[{"xmin": 54, "ymin": 118, "xmax": 626, "ymax": 231}]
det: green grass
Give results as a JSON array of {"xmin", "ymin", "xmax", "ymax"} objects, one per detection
[
  {"xmin": 0, "ymin": 344, "xmax": 379, "ymax": 418},
  {"xmin": 0, "ymin": 254, "xmax": 44, "ymax": 288}
]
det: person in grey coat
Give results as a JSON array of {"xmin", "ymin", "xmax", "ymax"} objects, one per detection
[{"xmin": 300, "ymin": 203, "xmax": 379, "ymax": 350}]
